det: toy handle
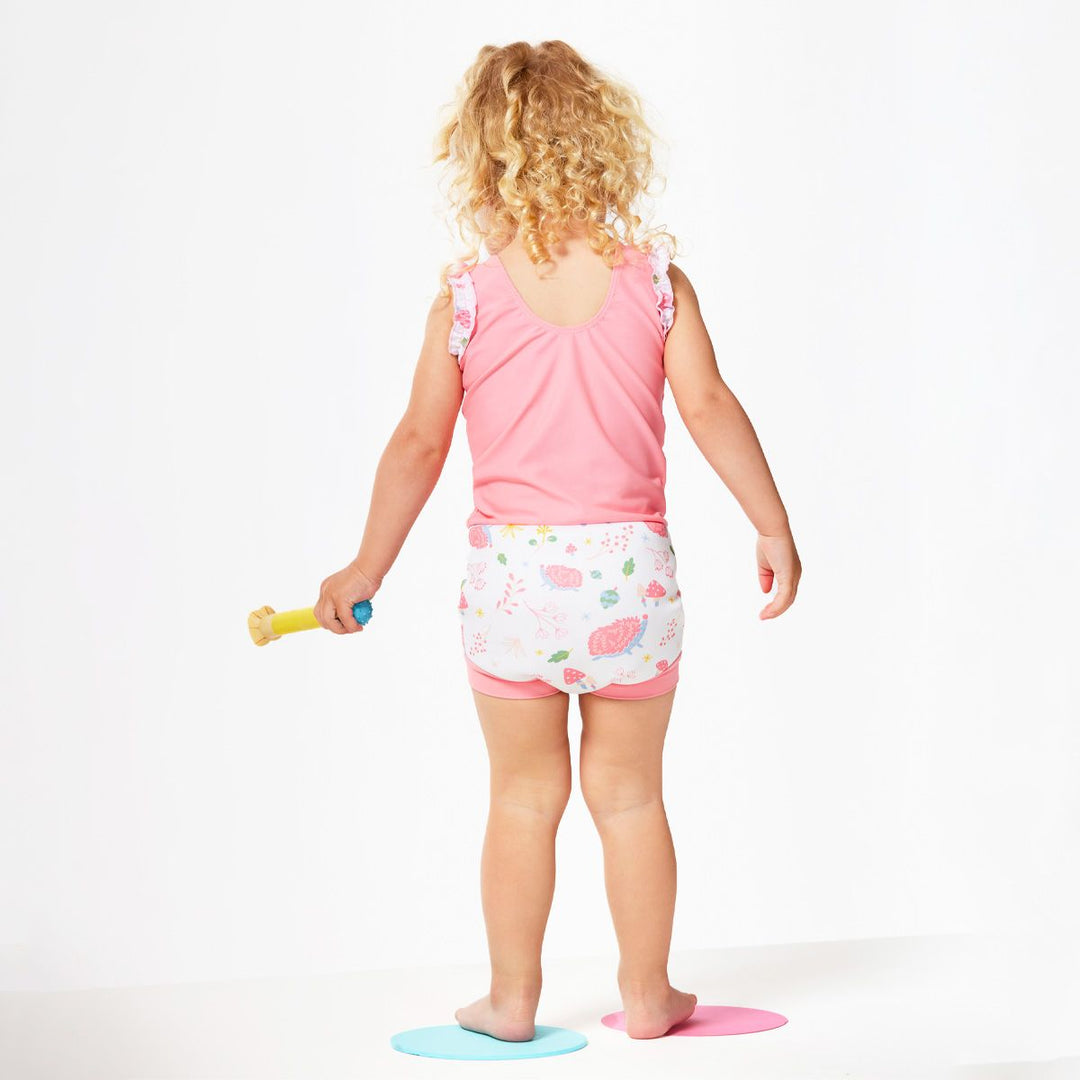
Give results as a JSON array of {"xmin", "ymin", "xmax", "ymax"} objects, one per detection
[{"xmin": 248, "ymin": 600, "xmax": 373, "ymax": 646}]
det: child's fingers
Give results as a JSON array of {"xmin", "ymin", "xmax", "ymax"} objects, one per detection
[
  {"xmin": 315, "ymin": 591, "xmax": 347, "ymax": 634},
  {"xmin": 334, "ymin": 594, "xmax": 360, "ymax": 632},
  {"xmin": 759, "ymin": 574, "xmax": 797, "ymax": 619}
]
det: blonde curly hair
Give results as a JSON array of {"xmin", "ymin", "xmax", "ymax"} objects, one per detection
[{"xmin": 432, "ymin": 40, "xmax": 679, "ymax": 297}]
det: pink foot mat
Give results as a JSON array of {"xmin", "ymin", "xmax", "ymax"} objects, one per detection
[{"xmin": 601, "ymin": 1004, "xmax": 788, "ymax": 1037}]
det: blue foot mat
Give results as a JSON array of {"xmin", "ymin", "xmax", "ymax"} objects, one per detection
[{"xmin": 390, "ymin": 1023, "xmax": 588, "ymax": 1060}]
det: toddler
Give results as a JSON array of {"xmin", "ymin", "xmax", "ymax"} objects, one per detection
[{"xmin": 314, "ymin": 40, "xmax": 802, "ymax": 1040}]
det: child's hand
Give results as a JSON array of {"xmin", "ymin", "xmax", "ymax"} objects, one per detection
[
  {"xmin": 756, "ymin": 530, "xmax": 801, "ymax": 620},
  {"xmin": 313, "ymin": 560, "xmax": 382, "ymax": 635}
]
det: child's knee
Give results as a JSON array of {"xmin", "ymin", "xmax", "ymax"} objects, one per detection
[
  {"xmin": 579, "ymin": 761, "xmax": 662, "ymax": 820},
  {"xmin": 492, "ymin": 769, "xmax": 573, "ymax": 820}
]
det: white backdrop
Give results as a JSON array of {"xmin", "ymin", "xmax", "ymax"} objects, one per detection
[{"xmin": 2, "ymin": 2, "xmax": 1077, "ymax": 993}]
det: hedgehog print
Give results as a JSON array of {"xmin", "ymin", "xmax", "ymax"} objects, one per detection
[
  {"xmin": 587, "ymin": 614, "xmax": 649, "ymax": 659},
  {"xmin": 468, "ymin": 524, "xmax": 494, "ymax": 549},
  {"xmin": 538, "ymin": 564, "xmax": 583, "ymax": 590}
]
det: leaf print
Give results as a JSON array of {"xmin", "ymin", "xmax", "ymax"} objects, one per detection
[
  {"xmin": 548, "ymin": 649, "xmax": 571, "ymax": 663},
  {"xmin": 494, "ymin": 571, "xmax": 527, "ymax": 615},
  {"xmin": 502, "ymin": 636, "xmax": 527, "ymax": 658},
  {"xmin": 497, "ymin": 552, "xmax": 507, "ymax": 565},
  {"xmin": 622, "ymin": 556, "xmax": 635, "ymax": 580},
  {"xmin": 590, "ymin": 570, "xmax": 603, "ymax": 579}
]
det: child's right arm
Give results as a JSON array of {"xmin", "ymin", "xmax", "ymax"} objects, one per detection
[{"xmin": 663, "ymin": 263, "xmax": 802, "ymax": 620}]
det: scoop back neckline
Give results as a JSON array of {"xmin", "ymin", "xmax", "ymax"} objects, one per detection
[{"xmin": 489, "ymin": 245, "xmax": 624, "ymax": 333}]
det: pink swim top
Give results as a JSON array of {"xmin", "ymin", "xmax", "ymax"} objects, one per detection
[{"xmin": 447, "ymin": 239, "xmax": 676, "ymax": 530}]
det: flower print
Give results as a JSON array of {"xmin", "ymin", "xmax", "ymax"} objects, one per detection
[
  {"xmin": 448, "ymin": 271, "xmax": 476, "ymax": 357},
  {"xmin": 529, "ymin": 524, "xmax": 558, "ymax": 547},
  {"xmin": 565, "ymin": 542, "xmax": 577, "ymax": 554},
  {"xmin": 643, "ymin": 543, "xmax": 673, "ymax": 574},
  {"xmin": 524, "ymin": 599, "xmax": 567, "ymax": 639},
  {"xmin": 475, "ymin": 607, "xmax": 485, "ymax": 617},
  {"xmin": 499, "ymin": 524, "xmax": 523, "ymax": 539}
]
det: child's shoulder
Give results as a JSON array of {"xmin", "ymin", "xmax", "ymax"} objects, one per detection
[
  {"xmin": 449, "ymin": 253, "xmax": 499, "ymax": 283},
  {"xmin": 618, "ymin": 241, "xmax": 652, "ymax": 270}
]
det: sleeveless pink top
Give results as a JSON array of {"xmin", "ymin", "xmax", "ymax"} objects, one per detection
[{"xmin": 447, "ymin": 240, "xmax": 675, "ymax": 530}]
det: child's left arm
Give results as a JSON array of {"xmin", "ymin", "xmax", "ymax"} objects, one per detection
[{"xmin": 313, "ymin": 293, "xmax": 463, "ymax": 634}]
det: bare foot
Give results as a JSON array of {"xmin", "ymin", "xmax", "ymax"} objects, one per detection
[
  {"xmin": 621, "ymin": 985, "xmax": 698, "ymax": 1039},
  {"xmin": 455, "ymin": 992, "xmax": 537, "ymax": 1042}
]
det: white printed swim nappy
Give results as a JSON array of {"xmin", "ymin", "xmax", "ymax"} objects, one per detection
[{"xmin": 457, "ymin": 521, "xmax": 685, "ymax": 695}]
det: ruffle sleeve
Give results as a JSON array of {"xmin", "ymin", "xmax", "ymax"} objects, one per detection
[
  {"xmin": 448, "ymin": 270, "xmax": 477, "ymax": 367},
  {"xmin": 646, "ymin": 239, "xmax": 675, "ymax": 341}
]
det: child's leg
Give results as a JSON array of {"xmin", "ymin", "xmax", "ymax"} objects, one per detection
[
  {"xmin": 455, "ymin": 687, "xmax": 572, "ymax": 1041},
  {"xmin": 578, "ymin": 686, "xmax": 698, "ymax": 1039}
]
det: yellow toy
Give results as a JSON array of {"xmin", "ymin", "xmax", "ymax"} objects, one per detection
[{"xmin": 247, "ymin": 600, "xmax": 373, "ymax": 646}]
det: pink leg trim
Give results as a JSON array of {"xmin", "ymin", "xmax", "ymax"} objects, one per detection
[
  {"xmin": 590, "ymin": 652, "xmax": 681, "ymax": 699},
  {"xmin": 464, "ymin": 655, "xmax": 564, "ymax": 699}
]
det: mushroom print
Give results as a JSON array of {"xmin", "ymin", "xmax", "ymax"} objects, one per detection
[{"xmin": 638, "ymin": 580, "xmax": 668, "ymax": 606}]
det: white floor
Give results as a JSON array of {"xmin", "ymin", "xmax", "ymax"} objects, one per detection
[{"xmin": 2, "ymin": 934, "xmax": 1077, "ymax": 1079}]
